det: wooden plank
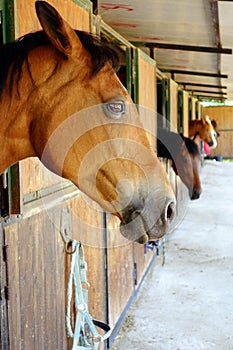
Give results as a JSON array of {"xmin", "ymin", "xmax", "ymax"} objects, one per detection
[
  {"xmin": 15, "ymin": 0, "xmax": 91, "ymax": 37},
  {"xmin": 136, "ymin": 49, "xmax": 157, "ymax": 149},
  {"xmin": 70, "ymin": 195, "xmax": 106, "ymax": 321},
  {"xmin": 183, "ymin": 91, "xmax": 189, "ymax": 137},
  {"xmin": 190, "ymin": 97, "xmax": 197, "ymax": 120},
  {"xmin": 133, "ymin": 243, "xmax": 154, "ymax": 289},
  {"xmin": 169, "ymin": 79, "xmax": 178, "ymax": 131},
  {"xmin": 204, "ymin": 106, "xmax": 233, "ymax": 157},
  {"xmin": 196, "ymin": 100, "xmax": 203, "ymax": 119},
  {"xmin": 106, "ymin": 215, "xmax": 134, "ymax": 328},
  {"xmin": 0, "ymin": 222, "xmax": 9, "ymax": 349},
  {"xmin": 5, "ymin": 210, "xmax": 67, "ymax": 349},
  {"xmin": 4, "ymin": 223, "xmax": 22, "ymax": 349}
]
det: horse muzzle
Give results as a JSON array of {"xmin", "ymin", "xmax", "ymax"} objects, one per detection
[
  {"xmin": 190, "ymin": 188, "xmax": 201, "ymax": 200},
  {"xmin": 119, "ymin": 197, "xmax": 176, "ymax": 244}
]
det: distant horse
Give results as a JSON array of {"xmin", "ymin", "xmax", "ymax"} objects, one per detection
[
  {"xmin": 189, "ymin": 115, "xmax": 217, "ymax": 148},
  {"xmin": 157, "ymin": 128, "xmax": 201, "ymax": 200},
  {"xmin": 0, "ymin": 1, "xmax": 175, "ymax": 243}
]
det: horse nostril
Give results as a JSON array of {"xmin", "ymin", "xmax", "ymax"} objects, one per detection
[
  {"xmin": 165, "ymin": 201, "xmax": 176, "ymax": 222},
  {"xmin": 191, "ymin": 190, "xmax": 200, "ymax": 200}
]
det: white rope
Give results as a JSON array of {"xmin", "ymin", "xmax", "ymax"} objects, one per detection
[
  {"xmin": 66, "ymin": 240, "xmax": 78, "ymax": 338},
  {"xmin": 65, "ymin": 241, "xmax": 111, "ymax": 349}
]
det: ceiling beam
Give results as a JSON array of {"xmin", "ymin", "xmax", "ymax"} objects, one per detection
[
  {"xmin": 198, "ymin": 96, "xmax": 227, "ymax": 101},
  {"xmin": 186, "ymin": 90, "xmax": 227, "ymax": 95},
  {"xmin": 161, "ymin": 69, "xmax": 228, "ymax": 78},
  {"xmin": 178, "ymin": 82, "xmax": 227, "ymax": 89},
  {"xmin": 146, "ymin": 43, "xmax": 232, "ymax": 54}
]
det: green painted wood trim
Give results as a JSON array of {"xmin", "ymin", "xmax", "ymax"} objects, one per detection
[
  {"xmin": 71, "ymin": 0, "xmax": 92, "ymax": 32},
  {"xmin": 167, "ymin": 79, "xmax": 171, "ymax": 127},
  {"xmin": 161, "ymin": 78, "xmax": 167, "ymax": 123},
  {"xmin": 178, "ymin": 90, "xmax": 184, "ymax": 132},
  {"xmin": 100, "ymin": 20, "xmax": 133, "ymax": 48},
  {"xmin": 133, "ymin": 48, "xmax": 156, "ymax": 105},
  {"xmin": 71, "ymin": 0, "xmax": 92, "ymax": 13},
  {"xmin": 137, "ymin": 48, "xmax": 156, "ymax": 66},
  {"xmin": 1, "ymin": 0, "xmax": 15, "ymax": 43},
  {"xmin": 8, "ymin": 163, "xmax": 22, "ymax": 215},
  {"xmin": 133, "ymin": 48, "xmax": 139, "ymax": 105},
  {"xmin": 188, "ymin": 97, "xmax": 192, "ymax": 121},
  {"xmin": 126, "ymin": 47, "xmax": 132, "ymax": 95}
]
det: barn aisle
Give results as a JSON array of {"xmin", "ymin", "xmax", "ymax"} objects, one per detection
[{"xmin": 111, "ymin": 160, "xmax": 233, "ymax": 350}]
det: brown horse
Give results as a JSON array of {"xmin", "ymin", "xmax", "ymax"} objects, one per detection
[
  {"xmin": 0, "ymin": 1, "xmax": 175, "ymax": 244},
  {"xmin": 189, "ymin": 115, "xmax": 217, "ymax": 148},
  {"xmin": 157, "ymin": 128, "xmax": 202, "ymax": 200}
]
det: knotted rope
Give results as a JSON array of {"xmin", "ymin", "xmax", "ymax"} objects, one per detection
[{"xmin": 66, "ymin": 241, "xmax": 111, "ymax": 349}]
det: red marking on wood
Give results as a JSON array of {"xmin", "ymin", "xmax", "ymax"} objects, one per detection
[
  {"xmin": 132, "ymin": 36, "xmax": 161, "ymax": 41},
  {"xmin": 100, "ymin": 3, "xmax": 134, "ymax": 11},
  {"xmin": 110, "ymin": 22, "xmax": 138, "ymax": 28}
]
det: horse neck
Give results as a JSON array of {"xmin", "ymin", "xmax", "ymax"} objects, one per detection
[
  {"xmin": 0, "ymin": 83, "xmax": 36, "ymax": 174},
  {"xmin": 157, "ymin": 128, "xmax": 180, "ymax": 160},
  {"xmin": 192, "ymin": 134, "xmax": 202, "ymax": 150}
]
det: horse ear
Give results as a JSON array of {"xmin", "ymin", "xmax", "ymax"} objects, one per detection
[
  {"xmin": 35, "ymin": 1, "xmax": 83, "ymax": 57},
  {"xmin": 202, "ymin": 115, "xmax": 211, "ymax": 125}
]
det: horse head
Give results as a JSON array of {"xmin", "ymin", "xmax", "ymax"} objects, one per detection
[
  {"xmin": 0, "ymin": 1, "xmax": 176, "ymax": 243},
  {"xmin": 189, "ymin": 116, "xmax": 217, "ymax": 148},
  {"xmin": 178, "ymin": 136, "xmax": 202, "ymax": 200}
]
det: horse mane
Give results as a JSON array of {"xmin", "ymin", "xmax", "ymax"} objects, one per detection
[
  {"xmin": 0, "ymin": 30, "xmax": 119, "ymax": 98},
  {"xmin": 157, "ymin": 128, "xmax": 182, "ymax": 160},
  {"xmin": 181, "ymin": 134, "xmax": 200, "ymax": 156},
  {"xmin": 157, "ymin": 128, "xmax": 200, "ymax": 159}
]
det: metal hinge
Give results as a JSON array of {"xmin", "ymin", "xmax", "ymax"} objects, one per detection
[
  {"xmin": 133, "ymin": 262, "xmax": 137, "ymax": 286},
  {"xmin": 2, "ymin": 245, "xmax": 7, "ymax": 262},
  {"xmin": 4, "ymin": 286, "xmax": 9, "ymax": 300}
]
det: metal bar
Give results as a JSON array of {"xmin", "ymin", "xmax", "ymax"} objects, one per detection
[
  {"xmin": 161, "ymin": 69, "xmax": 228, "ymax": 78},
  {"xmin": 146, "ymin": 42, "xmax": 232, "ymax": 54},
  {"xmin": 178, "ymin": 82, "xmax": 227, "ymax": 89}
]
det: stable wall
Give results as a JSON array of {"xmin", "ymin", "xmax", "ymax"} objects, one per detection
[{"xmin": 204, "ymin": 106, "xmax": 233, "ymax": 158}]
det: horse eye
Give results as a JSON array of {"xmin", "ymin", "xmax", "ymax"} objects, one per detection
[{"xmin": 104, "ymin": 101, "xmax": 126, "ymax": 118}]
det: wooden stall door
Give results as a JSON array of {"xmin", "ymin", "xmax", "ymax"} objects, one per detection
[
  {"xmin": 178, "ymin": 90, "xmax": 189, "ymax": 137},
  {"xmin": 131, "ymin": 48, "xmax": 158, "ymax": 288},
  {"xmin": 4, "ymin": 210, "xmax": 66, "ymax": 350},
  {"xmin": 0, "ymin": 221, "xmax": 9, "ymax": 350},
  {"xmin": 168, "ymin": 79, "xmax": 178, "ymax": 132},
  {"xmin": 204, "ymin": 106, "xmax": 233, "ymax": 158},
  {"xmin": 196, "ymin": 100, "xmax": 203, "ymax": 120},
  {"xmin": 134, "ymin": 48, "xmax": 157, "ymax": 149},
  {"xmin": 189, "ymin": 97, "xmax": 197, "ymax": 120}
]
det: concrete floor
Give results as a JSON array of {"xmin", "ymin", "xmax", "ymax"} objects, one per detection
[{"xmin": 110, "ymin": 160, "xmax": 233, "ymax": 350}]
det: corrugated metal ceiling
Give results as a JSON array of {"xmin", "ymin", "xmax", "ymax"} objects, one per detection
[{"xmin": 98, "ymin": 0, "xmax": 233, "ymax": 101}]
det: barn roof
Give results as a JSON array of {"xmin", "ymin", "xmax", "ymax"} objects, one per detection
[{"xmin": 98, "ymin": 0, "xmax": 233, "ymax": 102}]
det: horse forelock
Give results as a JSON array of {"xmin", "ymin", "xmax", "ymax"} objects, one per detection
[{"xmin": 0, "ymin": 30, "xmax": 120, "ymax": 98}]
